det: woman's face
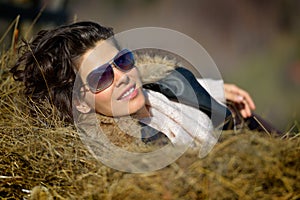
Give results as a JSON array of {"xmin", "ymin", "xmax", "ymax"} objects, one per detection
[{"xmin": 78, "ymin": 40, "xmax": 146, "ymax": 117}]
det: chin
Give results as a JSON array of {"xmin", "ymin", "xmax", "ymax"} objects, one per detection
[{"xmin": 126, "ymin": 101, "xmax": 145, "ymax": 116}]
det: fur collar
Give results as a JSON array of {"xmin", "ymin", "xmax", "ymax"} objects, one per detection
[{"xmin": 134, "ymin": 52, "xmax": 178, "ymax": 84}]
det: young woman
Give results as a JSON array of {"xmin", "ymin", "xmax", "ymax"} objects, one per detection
[{"xmin": 10, "ymin": 21, "xmax": 277, "ymax": 152}]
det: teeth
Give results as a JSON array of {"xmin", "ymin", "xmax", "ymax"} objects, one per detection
[{"xmin": 121, "ymin": 87, "xmax": 134, "ymax": 99}]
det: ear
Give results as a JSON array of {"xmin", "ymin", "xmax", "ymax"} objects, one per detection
[{"xmin": 74, "ymin": 99, "xmax": 92, "ymax": 114}]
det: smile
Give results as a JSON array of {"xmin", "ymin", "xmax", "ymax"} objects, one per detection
[{"xmin": 118, "ymin": 84, "xmax": 138, "ymax": 100}]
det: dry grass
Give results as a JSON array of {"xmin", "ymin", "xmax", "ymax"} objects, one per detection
[{"xmin": 0, "ymin": 32, "xmax": 300, "ymax": 200}]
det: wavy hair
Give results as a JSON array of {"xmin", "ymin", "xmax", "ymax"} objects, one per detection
[{"xmin": 10, "ymin": 21, "xmax": 114, "ymax": 123}]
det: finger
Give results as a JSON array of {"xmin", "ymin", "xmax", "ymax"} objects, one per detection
[
  {"xmin": 236, "ymin": 90, "xmax": 256, "ymax": 110},
  {"xmin": 240, "ymin": 109, "xmax": 247, "ymax": 118},
  {"xmin": 240, "ymin": 100, "xmax": 252, "ymax": 118},
  {"xmin": 235, "ymin": 100, "xmax": 252, "ymax": 118},
  {"xmin": 245, "ymin": 101, "xmax": 252, "ymax": 117}
]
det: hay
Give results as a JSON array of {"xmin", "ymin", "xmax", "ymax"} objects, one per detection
[{"xmin": 1, "ymin": 42, "xmax": 299, "ymax": 200}]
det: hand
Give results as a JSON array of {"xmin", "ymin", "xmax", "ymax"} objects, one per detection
[{"xmin": 224, "ymin": 83, "xmax": 256, "ymax": 118}]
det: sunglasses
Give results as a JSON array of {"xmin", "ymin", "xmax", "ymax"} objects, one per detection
[{"xmin": 85, "ymin": 49, "xmax": 135, "ymax": 93}]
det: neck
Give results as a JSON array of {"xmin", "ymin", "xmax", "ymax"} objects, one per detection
[{"xmin": 133, "ymin": 105, "xmax": 151, "ymax": 119}]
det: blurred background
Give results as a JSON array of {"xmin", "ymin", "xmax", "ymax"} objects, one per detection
[{"xmin": 1, "ymin": 0, "xmax": 299, "ymax": 132}]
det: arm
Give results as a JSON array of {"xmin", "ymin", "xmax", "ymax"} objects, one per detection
[
  {"xmin": 143, "ymin": 67, "xmax": 232, "ymax": 127},
  {"xmin": 197, "ymin": 79, "xmax": 256, "ymax": 118}
]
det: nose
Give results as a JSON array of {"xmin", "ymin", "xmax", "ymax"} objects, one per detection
[{"xmin": 113, "ymin": 66, "xmax": 130, "ymax": 87}]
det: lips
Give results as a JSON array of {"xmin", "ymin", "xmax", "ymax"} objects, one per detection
[{"xmin": 117, "ymin": 84, "xmax": 137, "ymax": 100}]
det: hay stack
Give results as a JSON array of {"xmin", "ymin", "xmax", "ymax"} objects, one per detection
[{"xmin": 0, "ymin": 44, "xmax": 299, "ymax": 200}]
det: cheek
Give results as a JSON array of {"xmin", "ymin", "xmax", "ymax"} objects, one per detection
[
  {"xmin": 131, "ymin": 68, "xmax": 142, "ymax": 83},
  {"xmin": 94, "ymin": 92, "xmax": 114, "ymax": 115},
  {"xmin": 83, "ymin": 91, "xmax": 114, "ymax": 115}
]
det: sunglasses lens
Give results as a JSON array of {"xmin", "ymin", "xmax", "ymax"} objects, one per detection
[
  {"xmin": 114, "ymin": 50, "xmax": 135, "ymax": 71},
  {"xmin": 87, "ymin": 65, "xmax": 114, "ymax": 93}
]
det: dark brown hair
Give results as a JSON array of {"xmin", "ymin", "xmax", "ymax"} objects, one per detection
[{"xmin": 10, "ymin": 21, "xmax": 114, "ymax": 123}]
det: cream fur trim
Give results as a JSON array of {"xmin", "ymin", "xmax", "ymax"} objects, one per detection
[{"xmin": 134, "ymin": 53, "xmax": 178, "ymax": 84}]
